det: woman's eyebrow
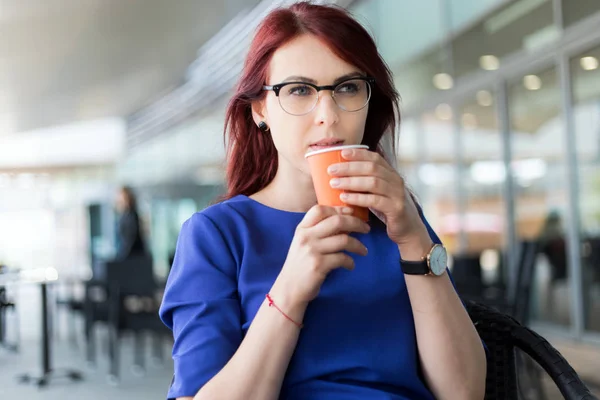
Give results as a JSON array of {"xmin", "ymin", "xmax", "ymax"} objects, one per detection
[
  {"xmin": 333, "ymin": 72, "xmax": 364, "ymax": 85},
  {"xmin": 282, "ymin": 75, "xmax": 317, "ymax": 84},
  {"xmin": 280, "ymin": 72, "xmax": 364, "ymax": 85}
]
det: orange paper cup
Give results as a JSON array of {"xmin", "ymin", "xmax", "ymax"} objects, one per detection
[{"xmin": 305, "ymin": 144, "xmax": 370, "ymax": 222}]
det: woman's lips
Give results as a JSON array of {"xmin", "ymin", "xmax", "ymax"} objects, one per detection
[{"xmin": 308, "ymin": 140, "xmax": 344, "ymax": 150}]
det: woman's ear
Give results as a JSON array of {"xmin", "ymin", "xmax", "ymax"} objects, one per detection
[{"xmin": 251, "ymin": 100, "xmax": 268, "ymax": 127}]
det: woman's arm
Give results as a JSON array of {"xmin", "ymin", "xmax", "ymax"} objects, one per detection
[
  {"xmin": 400, "ymin": 236, "xmax": 487, "ymax": 400},
  {"xmin": 192, "ymin": 281, "xmax": 305, "ymax": 400},
  {"xmin": 327, "ymin": 148, "xmax": 486, "ymax": 399}
]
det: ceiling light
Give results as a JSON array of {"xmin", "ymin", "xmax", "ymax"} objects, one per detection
[
  {"xmin": 435, "ymin": 103, "xmax": 453, "ymax": 120},
  {"xmin": 476, "ymin": 90, "xmax": 494, "ymax": 107},
  {"xmin": 433, "ymin": 73, "xmax": 454, "ymax": 90},
  {"xmin": 580, "ymin": 56, "xmax": 599, "ymax": 71},
  {"xmin": 479, "ymin": 55, "xmax": 500, "ymax": 71},
  {"xmin": 523, "ymin": 74, "xmax": 542, "ymax": 90}
]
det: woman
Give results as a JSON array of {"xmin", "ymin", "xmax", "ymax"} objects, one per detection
[
  {"xmin": 114, "ymin": 186, "xmax": 146, "ymax": 260},
  {"xmin": 159, "ymin": 2, "xmax": 486, "ymax": 399}
]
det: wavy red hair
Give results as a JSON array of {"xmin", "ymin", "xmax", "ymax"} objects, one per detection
[{"xmin": 223, "ymin": 1, "xmax": 399, "ymax": 200}]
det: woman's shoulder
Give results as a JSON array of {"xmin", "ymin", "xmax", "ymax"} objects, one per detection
[
  {"xmin": 171, "ymin": 199, "xmax": 248, "ymax": 275},
  {"xmin": 186, "ymin": 194, "xmax": 254, "ymax": 226},
  {"xmin": 181, "ymin": 194, "xmax": 274, "ymax": 248},
  {"xmin": 187, "ymin": 194, "xmax": 302, "ymax": 232},
  {"xmin": 183, "ymin": 196, "xmax": 244, "ymax": 237}
]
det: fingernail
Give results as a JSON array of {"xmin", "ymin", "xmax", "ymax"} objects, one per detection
[
  {"xmin": 342, "ymin": 207, "xmax": 354, "ymax": 214},
  {"xmin": 342, "ymin": 149, "xmax": 353, "ymax": 158},
  {"xmin": 340, "ymin": 193, "xmax": 349, "ymax": 200},
  {"xmin": 330, "ymin": 178, "xmax": 340, "ymax": 187},
  {"xmin": 327, "ymin": 165, "xmax": 338, "ymax": 174},
  {"xmin": 363, "ymin": 246, "xmax": 369, "ymax": 255}
]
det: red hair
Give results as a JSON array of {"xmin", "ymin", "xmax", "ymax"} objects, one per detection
[{"xmin": 223, "ymin": 1, "xmax": 399, "ymax": 200}]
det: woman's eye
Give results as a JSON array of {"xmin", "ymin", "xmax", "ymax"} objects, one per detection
[
  {"xmin": 288, "ymin": 85, "xmax": 313, "ymax": 96},
  {"xmin": 337, "ymin": 83, "xmax": 360, "ymax": 94}
]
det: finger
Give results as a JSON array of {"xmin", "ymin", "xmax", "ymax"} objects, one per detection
[
  {"xmin": 332, "ymin": 206, "xmax": 355, "ymax": 215},
  {"xmin": 317, "ymin": 234, "xmax": 368, "ymax": 256},
  {"xmin": 330, "ymin": 176, "xmax": 389, "ymax": 195},
  {"xmin": 310, "ymin": 214, "xmax": 370, "ymax": 238},
  {"xmin": 327, "ymin": 161, "xmax": 389, "ymax": 178},
  {"xmin": 340, "ymin": 192, "xmax": 396, "ymax": 214},
  {"xmin": 298, "ymin": 205, "xmax": 351, "ymax": 228},
  {"xmin": 322, "ymin": 253, "xmax": 356, "ymax": 271},
  {"xmin": 340, "ymin": 148, "xmax": 391, "ymax": 168}
]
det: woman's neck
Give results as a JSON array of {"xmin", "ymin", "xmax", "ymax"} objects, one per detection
[{"xmin": 250, "ymin": 159, "xmax": 317, "ymax": 213}]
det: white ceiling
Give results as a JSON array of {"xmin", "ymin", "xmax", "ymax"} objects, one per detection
[{"xmin": 0, "ymin": 0, "xmax": 260, "ymax": 135}]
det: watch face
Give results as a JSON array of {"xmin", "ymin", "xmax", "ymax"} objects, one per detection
[{"xmin": 429, "ymin": 245, "xmax": 448, "ymax": 276}]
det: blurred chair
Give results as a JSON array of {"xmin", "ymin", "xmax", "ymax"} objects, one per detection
[
  {"xmin": 457, "ymin": 240, "xmax": 546, "ymax": 398},
  {"xmin": 451, "ymin": 253, "xmax": 484, "ymax": 300},
  {"xmin": 582, "ymin": 237, "xmax": 600, "ymax": 284},
  {"xmin": 84, "ymin": 279, "xmax": 110, "ymax": 365},
  {"xmin": 541, "ymin": 236, "xmax": 568, "ymax": 284},
  {"xmin": 84, "ymin": 253, "xmax": 168, "ymax": 383},
  {"xmin": 55, "ymin": 277, "xmax": 85, "ymax": 345},
  {"xmin": 455, "ymin": 240, "xmax": 540, "ymax": 326},
  {"xmin": 0, "ymin": 285, "xmax": 19, "ymax": 352},
  {"xmin": 466, "ymin": 300, "xmax": 597, "ymax": 400},
  {"xmin": 508, "ymin": 240, "xmax": 540, "ymax": 325}
]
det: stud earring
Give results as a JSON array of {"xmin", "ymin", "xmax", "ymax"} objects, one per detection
[{"xmin": 258, "ymin": 121, "xmax": 269, "ymax": 132}]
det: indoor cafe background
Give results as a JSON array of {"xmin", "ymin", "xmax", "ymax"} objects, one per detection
[{"xmin": 1, "ymin": 0, "xmax": 600, "ymax": 399}]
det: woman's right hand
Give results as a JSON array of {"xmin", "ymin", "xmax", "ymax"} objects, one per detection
[{"xmin": 272, "ymin": 205, "xmax": 371, "ymax": 307}]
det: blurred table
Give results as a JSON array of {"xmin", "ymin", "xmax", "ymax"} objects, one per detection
[{"xmin": 0, "ymin": 268, "xmax": 84, "ymax": 388}]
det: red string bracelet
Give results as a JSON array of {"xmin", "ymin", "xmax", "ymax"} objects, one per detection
[{"xmin": 266, "ymin": 294, "xmax": 303, "ymax": 329}]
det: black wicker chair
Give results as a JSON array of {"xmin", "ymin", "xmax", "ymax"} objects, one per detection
[{"xmin": 466, "ymin": 301, "xmax": 598, "ymax": 400}]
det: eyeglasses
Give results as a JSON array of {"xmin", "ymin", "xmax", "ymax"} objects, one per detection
[{"xmin": 262, "ymin": 76, "xmax": 375, "ymax": 116}]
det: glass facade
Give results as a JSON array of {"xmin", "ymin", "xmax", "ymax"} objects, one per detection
[
  {"xmin": 348, "ymin": 0, "xmax": 600, "ymax": 338},
  {"xmin": 571, "ymin": 44, "xmax": 600, "ymax": 332},
  {"xmin": 459, "ymin": 88, "xmax": 506, "ymax": 255},
  {"xmin": 509, "ymin": 66, "xmax": 571, "ymax": 326},
  {"xmin": 419, "ymin": 106, "xmax": 459, "ymax": 250}
]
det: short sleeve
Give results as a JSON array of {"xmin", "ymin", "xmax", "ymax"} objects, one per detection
[{"xmin": 159, "ymin": 213, "xmax": 242, "ymax": 399}]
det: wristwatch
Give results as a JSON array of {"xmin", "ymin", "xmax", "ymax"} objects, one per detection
[{"xmin": 400, "ymin": 243, "xmax": 448, "ymax": 276}]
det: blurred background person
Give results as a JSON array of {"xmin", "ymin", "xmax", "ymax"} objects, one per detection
[{"xmin": 114, "ymin": 186, "xmax": 147, "ymax": 261}]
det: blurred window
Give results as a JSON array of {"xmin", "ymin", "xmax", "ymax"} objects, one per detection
[
  {"xmin": 509, "ymin": 65, "xmax": 571, "ymax": 327},
  {"xmin": 571, "ymin": 43, "xmax": 600, "ymax": 332}
]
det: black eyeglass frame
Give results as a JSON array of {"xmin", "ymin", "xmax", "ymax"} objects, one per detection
[{"xmin": 262, "ymin": 76, "xmax": 376, "ymax": 114}]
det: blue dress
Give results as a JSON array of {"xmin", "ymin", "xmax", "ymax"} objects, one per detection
[{"xmin": 160, "ymin": 195, "xmax": 448, "ymax": 399}]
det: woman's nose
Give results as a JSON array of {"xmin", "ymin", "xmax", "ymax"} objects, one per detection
[{"xmin": 313, "ymin": 91, "xmax": 339, "ymax": 126}]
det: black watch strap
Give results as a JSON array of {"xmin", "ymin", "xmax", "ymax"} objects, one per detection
[{"xmin": 400, "ymin": 259, "xmax": 430, "ymax": 275}]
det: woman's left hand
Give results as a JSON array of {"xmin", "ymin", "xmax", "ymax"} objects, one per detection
[{"xmin": 327, "ymin": 147, "xmax": 429, "ymax": 246}]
